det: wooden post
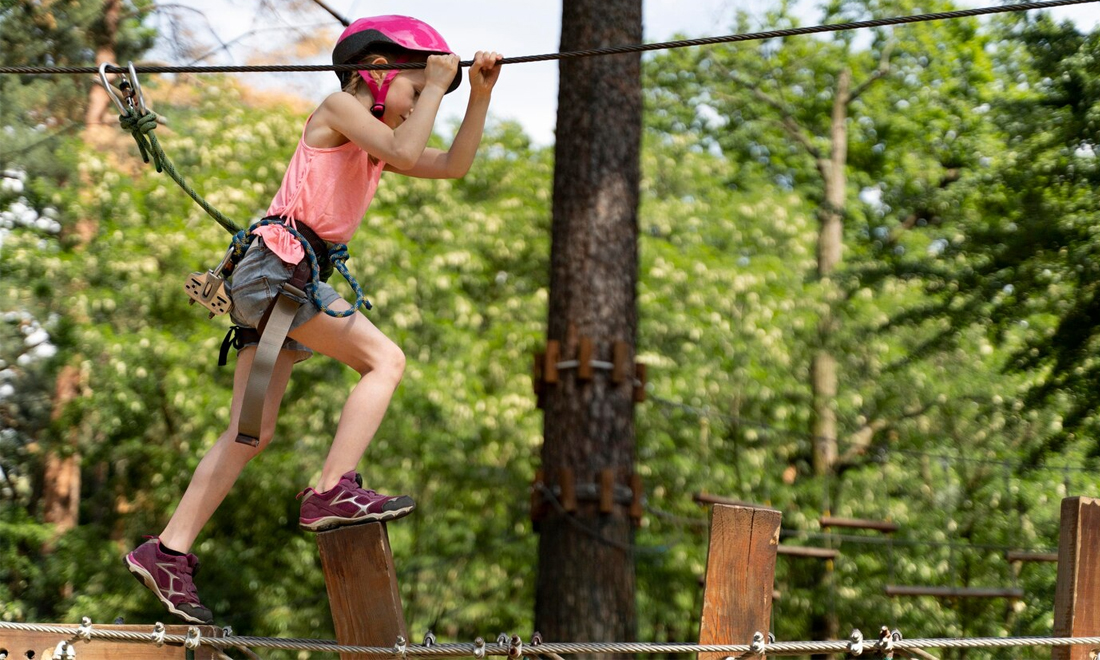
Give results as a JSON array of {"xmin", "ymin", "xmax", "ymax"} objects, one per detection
[
  {"xmin": 698, "ymin": 504, "xmax": 782, "ymax": 660},
  {"xmin": 1052, "ymin": 496, "xmax": 1100, "ymax": 660},
  {"xmin": 0, "ymin": 624, "xmax": 222, "ymax": 660},
  {"xmin": 317, "ymin": 523, "xmax": 408, "ymax": 660}
]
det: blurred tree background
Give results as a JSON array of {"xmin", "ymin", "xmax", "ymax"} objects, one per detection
[{"xmin": 2, "ymin": 1, "xmax": 1099, "ymax": 659}]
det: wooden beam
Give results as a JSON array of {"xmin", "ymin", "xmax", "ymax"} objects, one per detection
[
  {"xmin": 0, "ymin": 624, "xmax": 223, "ymax": 660},
  {"xmin": 1052, "ymin": 496, "xmax": 1100, "ymax": 660},
  {"xmin": 885, "ymin": 585, "xmax": 1024, "ymax": 599},
  {"xmin": 1006, "ymin": 550, "xmax": 1059, "ymax": 563},
  {"xmin": 777, "ymin": 545, "xmax": 839, "ymax": 560},
  {"xmin": 698, "ymin": 504, "xmax": 782, "ymax": 660},
  {"xmin": 317, "ymin": 523, "xmax": 408, "ymax": 660},
  {"xmin": 693, "ymin": 492, "xmax": 761, "ymax": 508},
  {"xmin": 820, "ymin": 515, "xmax": 899, "ymax": 533}
]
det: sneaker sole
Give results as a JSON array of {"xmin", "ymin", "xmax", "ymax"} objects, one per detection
[
  {"xmin": 123, "ymin": 554, "xmax": 212, "ymax": 625},
  {"xmin": 299, "ymin": 502, "xmax": 416, "ymax": 532}
]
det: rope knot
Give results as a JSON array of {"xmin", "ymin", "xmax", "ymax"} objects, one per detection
[
  {"xmin": 184, "ymin": 626, "xmax": 203, "ymax": 650},
  {"xmin": 119, "ymin": 110, "xmax": 165, "ymax": 171},
  {"xmin": 76, "ymin": 617, "xmax": 93, "ymax": 643}
]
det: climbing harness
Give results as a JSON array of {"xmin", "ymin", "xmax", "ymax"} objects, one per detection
[{"xmin": 99, "ymin": 63, "xmax": 372, "ymax": 446}]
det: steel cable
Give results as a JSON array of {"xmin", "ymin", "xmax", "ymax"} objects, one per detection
[
  {"xmin": 3, "ymin": 622, "xmax": 1100, "ymax": 657},
  {"xmin": 1, "ymin": 0, "xmax": 1097, "ymax": 76}
]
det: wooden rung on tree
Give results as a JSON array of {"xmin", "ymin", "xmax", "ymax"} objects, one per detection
[
  {"xmin": 317, "ymin": 523, "xmax": 408, "ymax": 660},
  {"xmin": 698, "ymin": 504, "xmax": 782, "ymax": 660},
  {"xmin": 533, "ymin": 338, "xmax": 647, "ymax": 405},
  {"xmin": 884, "ymin": 585, "xmax": 1024, "ymax": 599},
  {"xmin": 820, "ymin": 515, "xmax": 899, "ymax": 533},
  {"xmin": 530, "ymin": 470, "xmax": 645, "ymax": 527},
  {"xmin": 578, "ymin": 337, "xmax": 594, "ymax": 380}
]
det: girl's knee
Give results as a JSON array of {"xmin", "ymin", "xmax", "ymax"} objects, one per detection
[
  {"xmin": 378, "ymin": 343, "xmax": 406, "ymax": 382},
  {"xmin": 358, "ymin": 341, "xmax": 404, "ymax": 382}
]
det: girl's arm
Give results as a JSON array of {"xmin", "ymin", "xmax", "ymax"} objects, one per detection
[
  {"xmin": 316, "ymin": 54, "xmax": 459, "ymax": 170},
  {"xmin": 386, "ymin": 51, "xmax": 503, "ymax": 179}
]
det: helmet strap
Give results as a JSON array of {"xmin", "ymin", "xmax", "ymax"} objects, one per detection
[{"xmin": 360, "ymin": 55, "xmax": 409, "ymax": 121}]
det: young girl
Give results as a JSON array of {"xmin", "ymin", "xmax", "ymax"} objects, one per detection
[{"xmin": 123, "ymin": 15, "xmax": 503, "ymax": 624}]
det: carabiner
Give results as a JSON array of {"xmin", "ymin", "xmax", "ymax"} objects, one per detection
[
  {"xmin": 97, "ymin": 62, "xmax": 130, "ymax": 114},
  {"xmin": 124, "ymin": 61, "xmax": 148, "ymax": 115},
  {"xmin": 97, "ymin": 61, "xmax": 147, "ymax": 116}
]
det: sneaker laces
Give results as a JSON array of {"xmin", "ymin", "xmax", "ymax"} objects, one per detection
[
  {"xmin": 184, "ymin": 555, "xmax": 202, "ymax": 602},
  {"xmin": 296, "ymin": 472, "xmax": 366, "ymax": 501}
]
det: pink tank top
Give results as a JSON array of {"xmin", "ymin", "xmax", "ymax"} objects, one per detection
[{"xmin": 257, "ymin": 116, "xmax": 385, "ymax": 264}]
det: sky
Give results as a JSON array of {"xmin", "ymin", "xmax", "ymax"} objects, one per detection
[{"xmin": 157, "ymin": 1, "xmax": 1100, "ymax": 146}]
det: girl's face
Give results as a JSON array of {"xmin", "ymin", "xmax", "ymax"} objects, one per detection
[{"xmin": 378, "ymin": 69, "xmax": 426, "ymax": 128}]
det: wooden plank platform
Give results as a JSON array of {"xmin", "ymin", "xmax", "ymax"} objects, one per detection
[{"xmin": 0, "ymin": 624, "xmax": 223, "ymax": 660}]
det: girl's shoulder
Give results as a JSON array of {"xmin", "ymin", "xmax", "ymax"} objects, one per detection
[{"xmin": 305, "ymin": 94, "xmax": 363, "ymax": 149}]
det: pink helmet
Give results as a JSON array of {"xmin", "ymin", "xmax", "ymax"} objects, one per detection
[{"xmin": 333, "ymin": 15, "xmax": 461, "ymax": 117}]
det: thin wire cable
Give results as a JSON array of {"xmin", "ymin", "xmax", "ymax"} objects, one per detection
[
  {"xmin": 642, "ymin": 497, "xmax": 1059, "ymax": 555},
  {"xmin": 1, "ymin": 0, "xmax": 1096, "ymax": 76},
  {"xmin": 646, "ymin": 392, "xmax": 1096, "ymax": 474}
]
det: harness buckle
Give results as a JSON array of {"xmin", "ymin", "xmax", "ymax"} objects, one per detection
[{"xmin": 184, "ymin": 247, "xmax": 235, "ymax": 318}]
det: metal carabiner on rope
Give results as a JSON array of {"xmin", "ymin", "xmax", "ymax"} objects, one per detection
[
  {"xmin": 124, "ymin": 61, "xmax": 148, "ymax": 115},
  {"xmin": 97, "ymin": 61, "xmax": 147, "ymax": 116}
]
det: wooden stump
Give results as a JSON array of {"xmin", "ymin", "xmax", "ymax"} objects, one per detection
[
  {"xmin": 1052, "ymin": 497, "xmax": 1100, "ymax": 660},
  {"xmin": 317, "ymin": 522, "xmax": 408, "ymax": 660},
  {"xmin": 698, "ymin": 503, "xmax": 782, "ymax": 660}
]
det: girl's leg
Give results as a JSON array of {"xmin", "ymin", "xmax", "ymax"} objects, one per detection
[
  {"xmin": 158, "ymin": 346, "xmax": 297, "ymax": 553},
  {"xmin": 288, "ymin": 299, "xmax": 405, "ymax": 493}
]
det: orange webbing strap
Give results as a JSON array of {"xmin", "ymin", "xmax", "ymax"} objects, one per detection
[{"xmin": 234, "ymin": 281, "xmax": 306, "ymax": 446}]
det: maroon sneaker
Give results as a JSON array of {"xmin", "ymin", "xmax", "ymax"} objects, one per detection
[
  {"xmin": 297, "ymin": 471, "xmax": 416, "ymax": 531},
  {"xmin": 123, "ymin": 537, "xmax": 213, "ymax": 624}
]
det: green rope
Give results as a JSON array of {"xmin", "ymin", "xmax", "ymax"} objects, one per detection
[{"xmin": 117, "ymin": 109, "xmax": 241, "ymax": 235}]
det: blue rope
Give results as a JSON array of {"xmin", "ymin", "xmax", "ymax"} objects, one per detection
[{"xmin": 229, "ymin": 219, "xmax": 371, "ymax": 317}]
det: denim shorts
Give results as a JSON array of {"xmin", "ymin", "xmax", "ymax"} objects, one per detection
[{"xmin": 228, "ymin": 237, "xmax": 343, "ymax": 362}]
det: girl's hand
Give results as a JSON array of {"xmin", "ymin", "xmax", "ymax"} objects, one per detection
[
  {"xmin": 425, "ymin": 53, "xmax": 460, "ymax": 92},
  {"xmin": 469, "ymin": 51, "xmax": 503, "ymax": 97}
]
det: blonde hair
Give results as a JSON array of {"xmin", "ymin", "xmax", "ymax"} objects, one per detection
[{"xmin": 341, "ymin": 50, "xmax": 429, "ymax": 97}]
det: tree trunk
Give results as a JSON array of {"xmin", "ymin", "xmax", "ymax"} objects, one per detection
[
  {"xmin": 535, "ymin": 0, "xmax": 642, "ymax": 653},
  {"xmin": 42, "ymin": 364, "xmax": 83, "ymax": 538},
  {"xmin": 811, "ymin": 68, "xmax": 850, "ymax": 478},
  {"xmin": 809, "ymin": 68, "xmax": 851, "ymax": 660},
  {"xmin": 84, "ymin": 0, "xmax": 121, "ymax": 134}
]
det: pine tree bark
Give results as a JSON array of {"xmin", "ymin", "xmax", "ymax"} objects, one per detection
[
  {"xmin": 42, "ymin": 364, "xmax": 82, "ymax": 539},
  {"xmin": 84, "ymin": 0, "xmax": 121, "ymax": 134},
  {"xmin": 535, "ymin": 0, "xmax": 642, "ymax": 653}
]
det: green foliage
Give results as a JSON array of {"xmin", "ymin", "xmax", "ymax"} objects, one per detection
[{"xmin": 863, "ymin": 16, "xmax": 1100, "ymax": 458}]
